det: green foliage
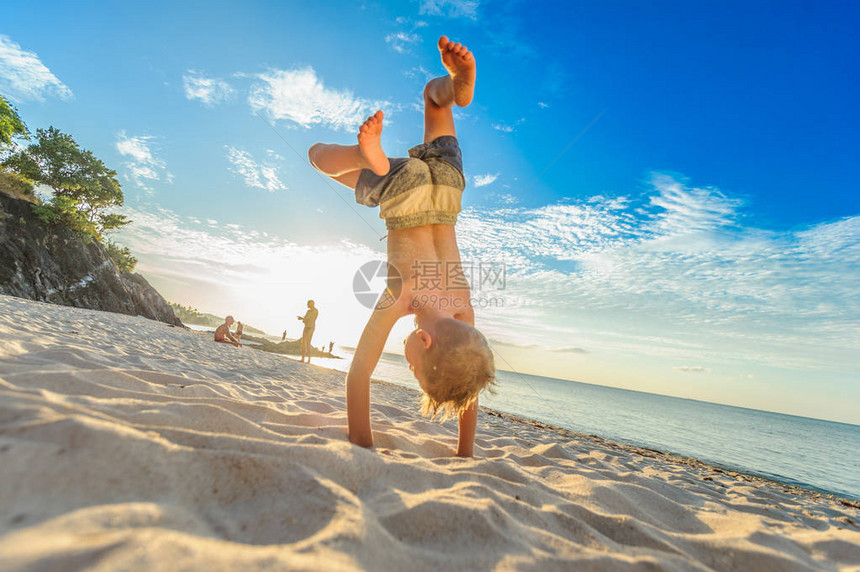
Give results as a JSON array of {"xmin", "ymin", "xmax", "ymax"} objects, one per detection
[
  {"xmin": 169, "ymin": 303, "xmax": 211, "ymax": 326},
  {"xmin": 32, "ymin": 195, "xmax": 98, "ymax": 242},
  {"xmin": 2, "ymin": 126, "xmax": 126, "ymax": 236},
  {"xmin": 0, "ymin": 95, "xmax": 29, "ymax": 149},
  {"xmin": 96, "ymin": 212, "xmax": 131, "ymax": 233},
  {"xmin": 104, "ymin": 240, "xmax": 137, "ymax": 272},
  {"xmin": 0, "ymin": 169, "xmax": 36, "ymax": 201}
]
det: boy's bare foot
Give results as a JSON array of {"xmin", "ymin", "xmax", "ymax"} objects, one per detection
[
  {"xmin": 357, "ymin": 110, "xmax": 389, "ymax": 176},
  {"xmin": 438, "ymin": 36, "xmax": 476, "ymax": 107}
]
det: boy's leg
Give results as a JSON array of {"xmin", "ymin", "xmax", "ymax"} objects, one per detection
[
  {"xmin": 332, "ymin": 171, "xmax": 361, "ymax": 190},
  {"xmin": 308, "ymin": 111, "xmax": 389, "ymax": 183},
  {"xmin": 307, "ymin": 143, "xmax": 365, "ymax": 177},
  {"xmin": 423, "ymin": 36, "xmax": 476, "ymax": 143},
  {"xmin": 306, "ymin": 146, "xmax": 362, "ymax": 189},
  {"xmin": 423, "ymin": 78, "xmax": 456, "ymax": 143}
]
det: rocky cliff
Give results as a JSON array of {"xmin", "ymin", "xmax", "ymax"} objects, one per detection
[{"xmin": 0, "ymin": 191, "xmax": 180, "ymax": 325}]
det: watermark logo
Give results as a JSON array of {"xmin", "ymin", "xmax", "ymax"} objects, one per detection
[
  {"xmin": 353, "ymin": 260, "xmax": 402, "ymax": 309},
  {"xmin": 353, "ymin": 259, "xmax": 506, "ymax": 310}
]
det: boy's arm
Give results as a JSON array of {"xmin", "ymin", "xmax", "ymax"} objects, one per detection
[
  {"xmin": 431, "ymin": 227, "xmax": 478, "ymax": 457},
  {"xmin": 456, "ymin": 400, "xmax": 478, "ymax": 457},
  {"xmin": 453, "ymin": 288, "xmax": 476, "ymax": 456},
  {"xmin": 451, "ymin": 265, "xmax": 476, "ymax": 457},
  {"xmin": 346, "ymin": 303, "xmax": 403, "ymax": 448}
]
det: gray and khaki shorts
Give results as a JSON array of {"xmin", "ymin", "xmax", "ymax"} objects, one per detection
[{"xmin": 355, "ymin": 135, "xmax": 466, "ymax": 231}]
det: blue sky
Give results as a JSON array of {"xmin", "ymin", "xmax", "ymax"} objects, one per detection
[{"xmin": 2, "ymin": 0, "xmax": 858, "ymax": 423}]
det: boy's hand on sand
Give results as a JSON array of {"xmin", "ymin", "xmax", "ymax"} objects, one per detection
[
  {"xmin": 438, "ymin": 36, "xmax": 476, "ymax": 107},
  {"xmin": 357, "ymin": 110, "xmax": 389, "ymax": 176}
]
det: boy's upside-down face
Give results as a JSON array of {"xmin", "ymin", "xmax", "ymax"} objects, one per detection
[{"xmin": 403, "ymin": 318, "xmax": 496, "ymax": 420}]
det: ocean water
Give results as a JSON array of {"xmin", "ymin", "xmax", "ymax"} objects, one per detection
[{"xmin": 298, "ymin": 347, "xmax": 860, "ymax": 501}]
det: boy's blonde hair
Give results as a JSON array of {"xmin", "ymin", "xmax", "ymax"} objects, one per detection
[{"xmin": 418, "ymin": 318, "xmax": 496, "ymax": 419}]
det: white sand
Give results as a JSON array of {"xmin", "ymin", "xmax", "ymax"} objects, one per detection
[{"xmin": 1, "ymin": 294, "xmax": 858, "ymax": 571}]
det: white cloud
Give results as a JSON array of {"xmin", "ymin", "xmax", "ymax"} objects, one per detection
[
  {"xmin": 396, "ymin": 17, "xmax": 428, "ymax": 28},
  {"xmin": 675, "ymin": 366, "xmax": 712, "ymax": 373},
  {"xmin": 473, "ymin": 173, "xmax": 499, "ymax": 187},
  {"xmin": 115, "ymin": 132, "xmax": 168, "ymax": 190},
  {"xmin": 248, "ymin": 67, "xmax": 388, "ymax": 132},
  {"xmin": 225, "ymin": 146, "xmax": 287, "ymax": 192},
  {"xmin": 492, "ymin": 118, "xmax": 525, "ymax": 133},
  {"xmin": 386, "ymin": 32, "xmax": 420, "ymax": 54},
  {"xmin": 419, "ymin": 0, "xmax": 479, "ymax": 20},
  {"xmin": 182, "ymin": 70, "xmax": 233, "ymax": 107},
  {"xmin": 648, "ymin": 173, "xmax": 744, "ymax": 235},
  {"xmin": 455, "ymin": 173, "xmax": 860, "ymax": 373},
  {"xmin": 488, "ymin": 339, "xmax": 539, "ymax": 350},
  {"xmin": 538, "ymin": 102, "xmax": 549, "ymax": 109},
  {"xmin": 405, "ymin": 65, "xmax": 435, "ymax": 83},
  {"xmin": 0, "ymin": 35, "xmax": 72, "ymax": 102},
  {"xmin": 266, "ymin": 149, "xmax": 285, "ymax": 161}
]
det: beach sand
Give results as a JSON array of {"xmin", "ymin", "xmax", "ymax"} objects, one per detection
[{"xmin": 1, "ymin": 294, "xmax": 858, "ymax": 571}]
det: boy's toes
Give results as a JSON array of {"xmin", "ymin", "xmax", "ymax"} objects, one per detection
[{"xmin": 365, "ymin": 110, "xmax": 383, "ymax": 126}]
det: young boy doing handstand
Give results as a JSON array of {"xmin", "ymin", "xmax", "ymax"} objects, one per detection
[{"xmin": 308, "ymin": 36, "xmax": 495, "ymax": 457}]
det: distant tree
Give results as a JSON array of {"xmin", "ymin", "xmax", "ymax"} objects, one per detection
[
  {"xmin": 97, "ymin": 212, "xmax": 132, "ymax": 233},
  {"xmin": 168, "ymin": 303, "xmax": 206, "ymax": 324},
  {"xmin": 0, "ymin": 95, "xmax": 29, "ymax": 149},
  {"xmin": 2, "ymin": 126, "xmax": 129, "ymax": 237},
  {"xmin": 104, "ymin": 240, "xmax": 137, "ymax": 272}
]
